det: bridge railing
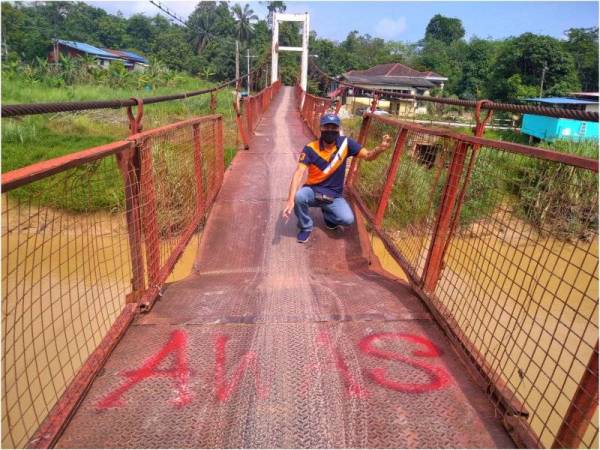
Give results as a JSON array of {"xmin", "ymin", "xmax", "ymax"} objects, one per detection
[
  {"xmin": 1, "ymin": 114, "xmax": 225, "ymax": 448},
  {"xmin": 345, "ymin": 113, "xmax": 599, "ymax": 449},
  {"xmin": 295, "ymin": 85, "xmax": 332, "ymax": 136},
  {"xmin": 240, "ymin": 81, "xmax": 282, "ymax": 141}
]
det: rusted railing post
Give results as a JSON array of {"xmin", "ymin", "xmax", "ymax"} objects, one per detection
[
  {"xmin": 436, "ymin": 100, "xmax": 495, "ymax": 271},
  {"xmin": 234, "ymin": 100, "xmax": 250, "ymax": 150},
  {"xmin": 215, "ymin": 116, "xmax": 225, "ymax": 186},
  {"xmin": 119, "ymin": 98, "xmax": 145, "ymax": 303},
  {"xmin": 210, "ymin": 92, "xmax": 217, "ymax": 114},
  {"xmin": 116, "ymin": 147, "xmax": 145, "ymax": 302},
  {"xmin": 139, "ymin": 138, "xmax": 161, "ymax": 295},
  {"xmin": 552, "ymin": 342, "xmax": 599, "ymax": 449},
  {"xmin": 346, "ymin": 114, "xmax": 372, "ymax": 188},
  {"xmin": 374, "ymin": 128, "xmax": 408, "ymax": 227},
  {"xmin": 422, "ymin": 140, "xmax": 469, "ymax": 293},
  {"xmin": 192, "ymin": 123, "xmax": 206, "ymax": 217}
]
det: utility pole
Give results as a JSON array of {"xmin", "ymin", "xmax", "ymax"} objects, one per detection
[
  {"xmin": 539, "ymin": 62, "xmax": 548, "ymax": 98},
  {"xmin": 235, "ymin": 40, "xmax": 240, "ymax": 85},
  {"xmin": 245, "ymin": 49, "xmax": 257, "ymax": 94}
]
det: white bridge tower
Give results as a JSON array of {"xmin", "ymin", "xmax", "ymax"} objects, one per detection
[{"xmin": 271, "ymin": 12, "xmax": 310, "ymax": 92}]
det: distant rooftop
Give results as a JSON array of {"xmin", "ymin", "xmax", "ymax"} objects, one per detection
[
  {"xmin": 103, "ymin": 48, "xmax": 148, "ymax": 65},
  {"xmin": 54, "ymin": 39, "xmax": 148, "ymax": 64},
  {"xmin": 343, "ymin": 63, "xmax": 447, "ymax": 88},
  {"xmin": 523, "ymin": 97, "xmax": 598, "ymax": 105},
  {"xmin": 55, "ymin": 39, "xmax": 117, "ymax": 60}
]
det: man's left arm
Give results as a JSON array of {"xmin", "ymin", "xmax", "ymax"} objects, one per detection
[{"xmin": 354, "ymin": 134, "xmax": 392, "ymax": 161}]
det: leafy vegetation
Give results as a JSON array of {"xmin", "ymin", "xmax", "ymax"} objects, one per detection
[
  {"xmin": 2, "ymin": 2, "xmax": 597, "ymax": 100},
  {"xmin": 509, "ymin": 140, "xmax": 598, "ymax": 241}
]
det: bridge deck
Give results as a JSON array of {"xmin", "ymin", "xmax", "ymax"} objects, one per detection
[{"xmin": 56, "ymin": 87, "xmax": 513, "ymax": 448}]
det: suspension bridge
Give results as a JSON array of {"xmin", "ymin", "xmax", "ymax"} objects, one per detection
[{"xmin": 2, "ymin": 13, "xmax": 598, "ymax": 449}]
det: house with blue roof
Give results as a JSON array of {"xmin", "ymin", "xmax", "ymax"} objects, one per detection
[
  {"xmin": 48, "ymin": 39, "xmax": 149, "ymax": 71},
  {"xmin": 520, "ymin": 95, "xmax": 598, "ymax": 142}
]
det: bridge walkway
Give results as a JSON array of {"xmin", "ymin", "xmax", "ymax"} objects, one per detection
[{"xmin": 56, "ymin": 87, "xmax": 513, "ymax": 448}]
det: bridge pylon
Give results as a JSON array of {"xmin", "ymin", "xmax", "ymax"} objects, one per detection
[{"xmin": 271, "ymin": 12, "xmax": 309, "ymax": 95}]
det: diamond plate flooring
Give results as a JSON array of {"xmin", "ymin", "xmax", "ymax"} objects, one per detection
[{"xmin": 56, "ymin": 87, "xmax": 514, "ymax": 448}]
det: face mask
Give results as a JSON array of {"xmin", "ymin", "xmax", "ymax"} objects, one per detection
[{"xmin": 321, "ymin": 130, "xmax": 339, "ymax": 145}]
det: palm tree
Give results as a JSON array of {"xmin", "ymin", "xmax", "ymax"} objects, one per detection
[
  {"xmin": 263, "ymin": 1, "xmax": 286, "ymax": 29},
  {"xmin": 232, "ymin": 3, "xmax": 258, "ymax": 45},
  {"xmin": 189, "ymin": 15, "xmax": 213, "ymax": 55}
]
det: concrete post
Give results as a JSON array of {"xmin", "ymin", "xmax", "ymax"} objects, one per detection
[
  {"xmin": 271, "ymin": 13, "xmax": 279, "ymax": 85},
  {"xmin": 300, "ymin": 12, "xmax": 309, "ymax": 92}
]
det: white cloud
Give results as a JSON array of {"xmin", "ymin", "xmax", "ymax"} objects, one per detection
[{"xmin": 374, "ymin": 17, "xmax": 407, "ymax": 40}]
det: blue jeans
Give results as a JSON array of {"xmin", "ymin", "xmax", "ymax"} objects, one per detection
[{"xmin": 294, "ymin": 187, "xmax": 355, "ymax": 231}]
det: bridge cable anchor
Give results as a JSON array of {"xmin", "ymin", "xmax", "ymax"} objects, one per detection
[{"xmin": 127, "ymin": 97, "xmax": 144, "ymax": 135}]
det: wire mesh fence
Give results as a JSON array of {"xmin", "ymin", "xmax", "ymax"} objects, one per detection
[
  {"xmin": 241, "ymin": 81, "xmax": 281, "ymax": 139},
  {"xmin": 343, "ymin": 113, "xmax": 599, "ymax": 448},
  {"xmin": 1, "ymin": 115, "xmax": 225, "ymax": 448}
]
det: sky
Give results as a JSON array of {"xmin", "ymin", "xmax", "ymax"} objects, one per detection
[{"xmin": 86, "ymin": 1, "xmax": 599, "ymax": 42}]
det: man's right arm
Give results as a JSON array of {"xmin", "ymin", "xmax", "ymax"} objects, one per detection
[{"xmin": 282, "ymin": 164, "xmax": 307, "ymax": 220}]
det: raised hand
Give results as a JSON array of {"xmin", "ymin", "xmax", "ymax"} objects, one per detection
[{"xmin": 380, "ymin": 134, "xmax": 392, "ymax": 150}]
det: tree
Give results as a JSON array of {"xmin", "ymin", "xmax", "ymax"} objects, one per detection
[
  {"xmin": 126, "ymin": 14, "xmax": 157, "ymax": 53},
  {"xmin": 418, "ymin": 38, "xmax": 467, "ymax": 94},
  {"xmin": 563, "ymin": 27, "xmax": 598, "ymax": 91},
  {"xmin": 457, "ymin": 38, "xmax": 498, "ymax": 99},
  {"xmin": 232, "ymin": 4, "xmax": 258, "ymax": 44},
  {"xmin": 490, "ymin": 33, "xmax": 580, "ymax": 100},
  {"xmin": 425, "ymin": 14, "xmax": 465, "ymax": 44},
  {"xmin": 263, "ymin": 1, "xmax": 286, "ymax": 29},
  {"xmin": 186, "ymin": 1, "xmax": 235, "ymax": 55},
  {"xmin": 152, "ymin": 27, "xmax": 195, "ymax": 72}
]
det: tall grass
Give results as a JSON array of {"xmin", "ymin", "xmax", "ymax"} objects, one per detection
[
  {"xmin": 343, "ymin": 116, "xmax": 599, "ymax": 242},
  {"xmin": 2, "ymin": 64, "xmax": 240, "ymax": 212}
]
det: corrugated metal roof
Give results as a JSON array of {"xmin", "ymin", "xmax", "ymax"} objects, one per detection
[
  {"xmin": 345, "ymin": 63, "xmax": 447, "ymax": 81},
  {"xmin": 104, "ymin": 48, "xmax": 149, "ymax": 64},
  {"xmin": 55, "ymin": 39, "xmax": 117, "ymax": 59},
  {"xmin": 121, "ymin": 50, "xmax": 148, "ymax": 64},
  {"xmin": 345, "ymin": 74, "xmax": 434, "ymax": 88},
  {"xmin": 524, "ymin": 97, "xmax": 597, "ymax": 105}
]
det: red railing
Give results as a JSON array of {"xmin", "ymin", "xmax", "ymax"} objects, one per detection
[
  {"xmin": 295, "ymin": 84, "xmax": 333, "ymax": 136},
  {"xmin": 236, "ymin": 81, "xmax": 281, "ymax": 148},
  {"xmin": 298, "ymin": 98, "xmax": 599, "ymax": 448},
  {"xmin": 1, "ymin": 114, "xmax": 225, "ymax": 448}
]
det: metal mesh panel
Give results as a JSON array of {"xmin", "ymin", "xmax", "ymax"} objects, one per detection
[
  {"xmin": 350, "ymin": 113, "xmax": 599, "ymax": 448},
  {"xmin": 241, "ymin": 82, "xmax": 281, "ymax": 139},
  {"xmin": 2, "ymin": 146, "xmax": 133, "ymax": 448},
  {"xmin": 140, "ymin": 126, "xmax": 200, "ymax": 275},
  {"xmin": 381, "ymin": 129, "xmax": 455, "ymax": 280},
  {"xmin": 352, "ymin": 119, "xmax": 402, "ymax": 217},
  {"xmin": 433, "ymin": 144, "xmax": 599, "ymax": 448},
  {"xmin": 2, "ymin": 115, "xmax": 227, "ymax": 447}
]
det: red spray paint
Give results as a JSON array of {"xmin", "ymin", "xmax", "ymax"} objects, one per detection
[
  {"xmin": 214, "ymin": 335, "xmax": 269, "ymax": 402},
  {"xmin": 359, "ymin": 333, "xmax": 450, "ymax": 393},
  {"xmin": 315, "ymin": 330, "xmax": 369, "ymax": 398},
  {"xmin": 97, "ymin": 329, "xmax": 192, "ymax": 409}
]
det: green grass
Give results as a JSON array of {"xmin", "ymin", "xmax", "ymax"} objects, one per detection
[
  {"xmin": 344, "ymin": 117, "xmax": 599, "ymax": 241},
  {"xmin": 2, "ymin": 74, "xmax": 241, "ymax": 212}
]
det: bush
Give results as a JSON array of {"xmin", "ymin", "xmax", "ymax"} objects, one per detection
[{"xmin": 511, "ymin": 139, "xmax": 598, "ymax": 241}]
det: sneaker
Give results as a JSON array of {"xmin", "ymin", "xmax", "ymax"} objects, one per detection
[
  {"xmin": 297, "ymin": 229, "xmax": 311, "ymax": 243},
  {"xmin": 324, "ymin": 217, "xmax": 340, "ymax": 230}
]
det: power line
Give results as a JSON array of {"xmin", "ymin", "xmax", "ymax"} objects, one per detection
[{"xmin": 149, "ymin": 0, "xmax": 188, "ymax": 27}]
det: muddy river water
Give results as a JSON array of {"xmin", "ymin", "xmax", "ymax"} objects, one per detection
[{"xmin": 2, "ymin": 200, "xmax": 597, "ymax": 448}]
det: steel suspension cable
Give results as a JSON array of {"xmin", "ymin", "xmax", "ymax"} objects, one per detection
[
  {"xmin": 2, "ymin": 59, "xmax": 270, "ymax": 118},
  {"xmin": 309, "ymin": 59, "xmax": 599, "ymax": 122}
]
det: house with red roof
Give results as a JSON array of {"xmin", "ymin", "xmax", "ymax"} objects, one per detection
[{"xmin": 338, "ymin": 63, "xmax": 447, "ymax": 116}]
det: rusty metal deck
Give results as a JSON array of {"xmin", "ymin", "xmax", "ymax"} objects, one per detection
[{"xmin": 56, "ymin": 88, "xmax": 514, "ymax": 448}]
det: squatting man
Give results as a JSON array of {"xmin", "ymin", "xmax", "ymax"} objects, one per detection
[{"xmin": 283, "ymin": 113, "xmax": 392, "ymax": 243}]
